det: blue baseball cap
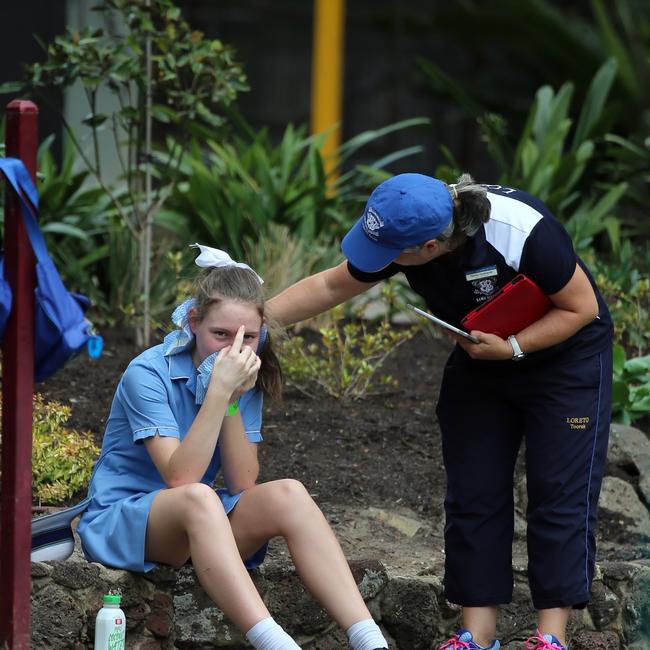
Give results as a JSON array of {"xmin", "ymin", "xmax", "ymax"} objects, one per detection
[{"xmin": 341, "ymin": 174, "xmax": 453, "ymax": 272}]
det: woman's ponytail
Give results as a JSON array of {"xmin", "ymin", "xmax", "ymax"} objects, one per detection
[{"xmin": 445, "ymin": 173, "xmax": 491, "ymax": 248}]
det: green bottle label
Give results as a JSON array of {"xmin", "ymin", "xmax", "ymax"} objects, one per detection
[{"xmin": 107, "ymin": 624, "xmax": 125, "ymax": 650}]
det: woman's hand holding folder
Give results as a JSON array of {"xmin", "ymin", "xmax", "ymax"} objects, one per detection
[{"xmin": 448, "ymin": 329, "xmax": 515, "ymax": 360}]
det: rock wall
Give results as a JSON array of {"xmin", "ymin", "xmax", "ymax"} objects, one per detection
[
  {"xmin": 30, "ymin": 422, "xmax": 650, "ymax": 648},
  {"xmin": 31, "ymin": 551, "xmax": 650, "ymax": 649}
]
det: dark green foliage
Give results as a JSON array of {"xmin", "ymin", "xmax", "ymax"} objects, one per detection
[
  {"xmin": 2, "ymin": 0, "xmax": 248, "ymax": 341},
  {"xmin": 163, "ymin": 117, "xmax": 429, "ymax": 259},
  {"xmin": 612, "ymin": 346, "xmax": 650, "ymax": 424},
  {"xmin": 435, "ymin": 62, "xmax": 628, "ymax": 256}
]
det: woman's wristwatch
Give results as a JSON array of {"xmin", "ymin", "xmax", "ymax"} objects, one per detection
[{"xmin": 507, "ymin": 335, "xmax": 525, "ymax": 361}]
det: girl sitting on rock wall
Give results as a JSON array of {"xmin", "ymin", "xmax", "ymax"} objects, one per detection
[{"xmin": 78, "ymin": 244, "xmax": 388, "ymax": 650}]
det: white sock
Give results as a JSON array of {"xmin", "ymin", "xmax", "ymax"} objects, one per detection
[
  {"xmin": 245, "ymin": 617, "xmax": 302, "ymax": 650},
  {"xmin": 346, "ymin": 618, "xmax": 388, "ymax": 650}
]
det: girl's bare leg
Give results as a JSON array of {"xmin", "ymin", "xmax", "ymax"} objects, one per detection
[
  {"xmin": 228, "ymin": 479, "xmax": 372, "ymax": 630},
  {"xmin": 145, "ymin": 482, "xmax": 270, "ymax": 632}
]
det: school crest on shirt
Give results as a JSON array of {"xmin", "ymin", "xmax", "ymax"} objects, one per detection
[
  {"xmin": 472, "ymin": 278, "xmax": 497, "ymax": 298},
  {"xmin": 362, "ymin": 207, "xmax": 384, "ymax": 241}
]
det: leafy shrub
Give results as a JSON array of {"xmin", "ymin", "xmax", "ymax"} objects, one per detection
[
  {"xmin": 244, "ymin": 223, "xmax": 343, "ymax": 301},
  {"xmin": 418, "ymin": 0, "xmax": 650, "ymax": 158},
  {"xmin": 164, "ymin": 117, "xmax": 428, "ymax": 260},
  {"xmin": 597, "ymin": 274, "xmax": 649, "ymax": 356},
  {"xmin": 584, "ymin": 242, "xmax": 650, "ymax": 356},
  {"xmin": 0, "ymin": 394, "xmax": 100, "ymax": 504},
  {"xmin": 612, "ymin": 345, "xmax": 650, "ymax": 425},
  {"xmin": 3, "ymin": 0, "xmax": 248, "ymax": 343},
  {"xmin": 105, "ymin": 225, "xmax": 196, "ymax": 332},
  {"xmin": 278, "ymin": 305, "xmax": 414, "ymax": 401},
  {"xmin": 32, "ymin": 395, "xmax": 100, "ymax": 504},
  {"xmin": 436, "ymin": 60, "xmax": 628, "ymax": 256}
]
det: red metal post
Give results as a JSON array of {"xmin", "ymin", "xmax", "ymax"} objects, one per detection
[{"xmin": 0, "ymin": 99, "xmax": 38, "ymax": 650}]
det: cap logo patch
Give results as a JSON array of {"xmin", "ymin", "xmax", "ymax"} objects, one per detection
[{"xmin": 362, "ymin": 206, "xmax": 384, "ymax": 241}]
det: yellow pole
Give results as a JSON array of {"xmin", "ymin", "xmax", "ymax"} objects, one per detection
[{"xmin": 311, "ymin": 0, "xmax": 345, "ymax": 186}]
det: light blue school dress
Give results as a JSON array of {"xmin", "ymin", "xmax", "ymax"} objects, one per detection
[{"xmin": 77, "ymin": 343, "xmax": 266, "ymax": 573}]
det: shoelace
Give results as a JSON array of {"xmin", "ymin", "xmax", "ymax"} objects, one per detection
[
  {"xmin": 524, "ymin": 629, "xmax": 564, "ymax": 650},
  {"xmin": 439, "ymin": 635, "xmax": 471, "ymax": 650}
]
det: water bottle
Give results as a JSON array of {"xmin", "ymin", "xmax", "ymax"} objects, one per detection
[{"xmin": 94, "ymin": 593, "xmax": 126, "ymax": 650}]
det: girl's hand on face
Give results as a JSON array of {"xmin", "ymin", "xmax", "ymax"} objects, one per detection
[
  {"xmin": 451, "ymin": 330, "xmax": 513, "ymax": 361},
  {"xmin": 231, "ymin": 355, "xmax": 262, "ymax": 402},
  {"xmin": 210, "ymin": 326, "xmax": 261, "ymax": 397}
]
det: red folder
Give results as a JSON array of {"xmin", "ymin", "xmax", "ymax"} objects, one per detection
[{"xmin": 461, "ymin": 274, "xmax": 552, "ymax": 338}]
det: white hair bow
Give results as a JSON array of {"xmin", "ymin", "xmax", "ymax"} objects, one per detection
[{"xmin": 191, "ymin": 243, "xmax": 263, "ymax": 284}]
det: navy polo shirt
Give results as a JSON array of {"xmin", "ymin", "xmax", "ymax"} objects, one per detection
[{"xmin": 349, "ymin": 185, "xmax": 612, "ymax": 364}]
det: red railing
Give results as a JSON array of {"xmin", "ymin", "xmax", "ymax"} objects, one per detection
[{"xmin": 0, "ymin": 99, "xmax": 38, "ymax": 649}]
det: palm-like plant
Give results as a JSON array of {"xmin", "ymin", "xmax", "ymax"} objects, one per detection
[
  {"xmin": 163, "ymin": 116, "xmax": 430, "ymax": 259},
  {"xmin": 435, "ymin": 60, "xmax": 628, "ymax": 254}
]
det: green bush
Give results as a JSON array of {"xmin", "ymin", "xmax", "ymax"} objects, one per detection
[
  {"xmin": 597, "ymin": 273, "xmax": 649, "ymax": 355},
  {"xmin": 243, "ymin": 223, "xmax": 343, "ymax": 301},
  {"xmin": 436, "ymin": 60, "xmax": 628, "ymax": 256},
  {"xmin": 164, "ymin": 117, "xmax": 428, "ymax": 260},
  {"xmin": 420, "ymin": 1, "xmax": 650, "ymax": 134},
  {"xmin": 584, "ymin": 242, "xmax": 650, "ymax": 356},
  {"xmin": 0, "ymin": 394, "xmax": 100, "ymax": 505},
  {"xmin": 612, "ymin": 345, "xmax": 650, "ymax": 425},
  {"xmin": 278, "ymin": 304, "xmax": 414, "ymax": 401},
  {"xmin": 3, "ymin": 0, "xmax": 248, "ymax": 343}
]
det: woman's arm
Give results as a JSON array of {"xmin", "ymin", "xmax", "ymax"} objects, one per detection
[
  {"xmin": 456, "ymin": 263, "xmax": 599, "ymax": 361},
  {"xmin": 513, "ymin": 263, "xmax": 598, "ymax": 353},
  {"xmin": 267, "ymin": 261, "xmax": 378, "ymax": 326}
]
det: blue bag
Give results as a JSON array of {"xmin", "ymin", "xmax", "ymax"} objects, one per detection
[
  {"xmin": 0, "ymin": 157, "xmax": 97, "ymax": 381},
  {"xmin": 31, "ymin": 496, "xmax": 91, "ymax": 562}
]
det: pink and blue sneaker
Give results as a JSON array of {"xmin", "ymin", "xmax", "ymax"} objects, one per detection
[
  {"xmin": 524, "ymin": 629, "xmax": 567, "ymax": 650},
  {"xmin": 439, "ymin": 628, "xmax": 500, "ymax": 650}
]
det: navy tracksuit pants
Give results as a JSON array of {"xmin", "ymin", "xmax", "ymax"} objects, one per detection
[{"xmin": 436, "ymin": 346, "xmax": 612, "ymax": 610}]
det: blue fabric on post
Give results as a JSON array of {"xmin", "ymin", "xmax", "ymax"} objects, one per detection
[
  {"xmin": 0, "ymin": 259, "xmax": 12, "ymax": 340},
  {"xmin": 0, "ymin": 157, "xmax": 95, "ymax": 381}
]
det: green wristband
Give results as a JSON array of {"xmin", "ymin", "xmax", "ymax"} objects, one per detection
[{"xmin": 226, "ymin": 402, "xmax": 239, "ymax": 416}]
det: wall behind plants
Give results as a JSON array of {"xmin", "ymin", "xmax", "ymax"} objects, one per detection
[
  {"xmin": 0, "ymin": 2, "xmax": 65, "ymax": 159},
  {"xmin": 1, "ymin": 0, "xmax": 503, "ymax": 179},
  {"xmin": 3, "ymin": 1, "xmax": 648, "ymax": 180},
  {"xmin": 178, "ymin": 0, "xmax": 495, "ymax": 178},
  {"xmin": 157, "ymin": 0, "xmax": 650, "ymax": 183}
]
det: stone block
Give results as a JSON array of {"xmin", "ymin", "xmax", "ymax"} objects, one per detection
[
  {"xmin": 32, "ymin": 584, "xmax": 84, "ymax": 649},
  {"xmin": 497, "ymin": 582, "xmax": 537, "ymax": 644},
  {"xmin": 30, "ymin": 553, "xmax": 650, "ymax": 648},
  {"xmin": 135, "ymin": 639, "xmax": 162, "ymax": 650},
  {"xmin": 146, "ymin": 609, "xmax": 172, "ymax": 638},
  {"xmin": 51, "ymin": 560, "xmax": 100, "ymax": 589},
  {"xmin": 349, "ymin": 558, "xmax": 388, "ymax": 600},
  {"xmin": 31, "ymin": 561, "xmax": 53, "ymax": 578},
  {"xmin": 571, "ymin": 630, "xmax": 620, "ymax": 650},
  {"xmin": 598, "ymin": 477, "xmax": 650, "ymax": 543},
  {"xmin": 607, "ymin": 424, "xmax": 650, "ymax": 506},
  {"xmin": 380, "ymin": 576, "xmax": 440, "ymax": 650},
  {"xmin": 588, "ymin": 580, "xmax": 621, "ymax": 629}
]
